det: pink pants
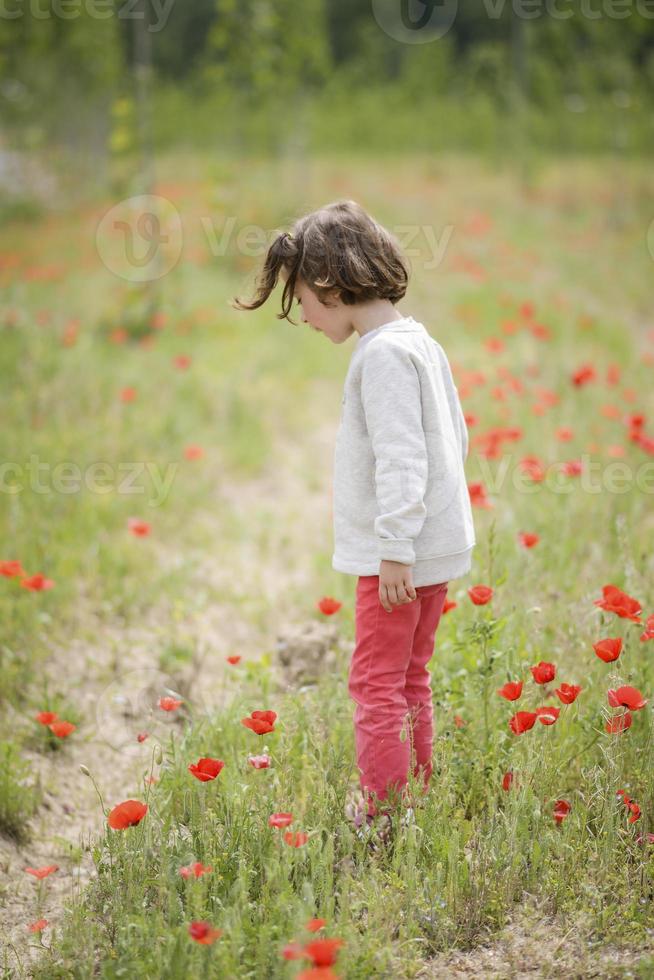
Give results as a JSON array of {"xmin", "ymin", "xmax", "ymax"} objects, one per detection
[{"xmin": 348, "ymin": 575, "xmax": 449, "ymax": 819}]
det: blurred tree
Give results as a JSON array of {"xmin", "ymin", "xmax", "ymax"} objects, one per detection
[
  {"xmin": 202, "ymin": 0, "xmax": 331, "ymax": 99},
  {"xmin": 0, "ymin": 0, "xmax": 122, "ymax": 147},
  {"xmin": 149, "ymin": 0, "xmax": 218, "ymax": 79}
]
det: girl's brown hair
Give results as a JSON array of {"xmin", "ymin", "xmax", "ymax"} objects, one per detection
[{"xmin": 231, "ymin": 200, "xmax": 409, "ymax": 324}]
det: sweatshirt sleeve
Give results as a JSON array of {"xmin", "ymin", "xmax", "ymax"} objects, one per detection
[
  {"xmin": 360, "ymin": 342, "xmax": 429, "ymax": 565},
  {"xmin": 457, "ymin": 397, "xmax": 469, "ymax": 464},
  {"xmin": 436, "ymin": 344, "xmax": 468, "ymax": 465}
]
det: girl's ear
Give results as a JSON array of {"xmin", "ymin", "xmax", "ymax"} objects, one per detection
[{"xmin": 325, "ymin": 286, "xmax": 343, "ymax": 306}]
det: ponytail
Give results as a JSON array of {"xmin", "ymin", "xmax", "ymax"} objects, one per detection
[{"xmin": 231, "ymin": 231, "xmax": 300, "ymax": 320}]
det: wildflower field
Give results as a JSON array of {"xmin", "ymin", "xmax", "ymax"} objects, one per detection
[{"xmin": 1, "ymin": 153, "xmax": 654, "ymax": 979}]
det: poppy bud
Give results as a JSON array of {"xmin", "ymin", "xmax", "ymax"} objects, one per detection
[
  {"xmin": 153, "ymin": 744, "xmax": 164, "ymax": 765},
  {"xmin": 79, "ymin": 764, "xmax": 91, "ymax": 777}
]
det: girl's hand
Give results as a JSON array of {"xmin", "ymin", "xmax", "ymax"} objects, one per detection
[{"xmin": 379, "ymin": 560, "xmax": 417, "ymax": 613}]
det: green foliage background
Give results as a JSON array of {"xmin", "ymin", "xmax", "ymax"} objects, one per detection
[{"xmin": 1, "ymin": 0, "xmax": 653, "ymax": 160}]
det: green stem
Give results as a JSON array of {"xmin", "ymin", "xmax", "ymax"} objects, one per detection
[{"xmin": 559, "ymin": 731, "xmax": 602, "ymax": 770}]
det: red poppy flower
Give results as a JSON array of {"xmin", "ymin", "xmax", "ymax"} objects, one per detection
[
  {"xmin": 49, "ymin": 720, "xmax": 76, "ymax": 738},
  {"xmin": 592, "ymin": 637, "xmax": 623, "ymax": 663},
  {"xmin": 119, "ymin": 386, "xmax": 137, "ymax": 402},
  {"xmin": 468, "ymin": 482, "xmax": 493, "ymax": 509},
  {"xmin": 306, "ymin": 918, "xmax": 328, "ymax": 932},
  {"xmin": 605, "ymin": 712, "xmax": 632, "ymax": 734},
  {"xmin": 247, "ymin": 754, "xmax": 271, "ymax": 769},
  {"xmin": 284, "ymin": 831, "xmax": 309, "ymax": 847},
  {"xmin": 594, "ymin": 584, "xmax": 642, "ymax": 623},
  {"xmin": 535, "ymin": 705, "xmax": 560, "ymax": 725},
  {"xmin": 518, "ymin": 532, "xmax": 540, "ymax": 549},
  {"xmin": 497, "ymin": 681, "xmax": 523, "ymax": 701},
  {"xmin": 179, "ymin": 862, "xmax": 212, "ymax": 879},
  {"xmin": 35, "ymin": 711, "xmax": 59, "ymax": 725},
  {"xmin": 21, "ymin": 574, "xmax": 54, "ymax": 591},
  {"xmin": 184, "ymin": 444, "xmax": 204, "ymax": 460},
  {"xmin": 555, "ymin": 427, "xmax": 573, "ymax": 441},
  {"xmin": 188, "ymin": 757, "xmax": 225, "ymax": 782},
  {"xmin": 442, "ymin": 599, "xmax": 457, "ymax": 614},
  {"xmin": 0, "ymin": 560, "xmax": 26, "ymax": 577},
  {"xmin": 606, "ymin": 363, "xmax": 621, "ymax": 384},
  {"xmin": 297, "ymin": 967, "xmax": 341, "ymax": 980},
  {"xmin": 158, "ymin": 696, "xmax": 183, "ymax": 711},
  {"xmin": 317, "ymin": 597, "xmax": 342, "ymax": 615},
  {"xmin": 468, "ymin": 585, "xmax": 493, "ymax": 605},
  {"xmin": 25, "ymin": 865, "xmax": 59, "ymax": 879},
  {"xmin": 136, "ymin": 731, "xmax": 149, "ymax": 742},
  {"xmin": 282, "ymin": 941, "xmax": 306, "ymax": 961},
  {"xmin": 607, "ymin": 686, "xmax": 648, "ymax": 711},
  {"xmin": 502, "ymin": 771, "xmax": 514, "ymax": 791},
  {"xmin": 227, "ymin": 655, "xmax": 241, "ymax": 664},
  {"xmin": 269, "ymin": 812, "xmax": 293, "ymax": 828},
  {"xmin": 28, "ymin": 918, "xmax": 49, "ymax": 932},
  {"xmin": 453, "ymin": 714, "xmax": 467, "ymax": 728},
  {"xmin": 519, "ymin": 457, "xmax": 545, "ymax": 482},
  {"xmin": 301, "ymin": 938, "xmax": 345, "ymax": 967},
  {"xmin": 572, "ymin": 364, "xmax": 596, "ymax": 386},
  {"xmin": 553, "ymin": 799, "xmax": 571, "ymax": 824},
  {"xmin": 627, "ymin": 796, "xmax": 644, "ymax": 820},
  {"xmin": 241, "ymin": 709, "xmax": 277, "ymax": 735},
  {"xmin": 559, "ymin": 459, "xmax": 582, "ymax": 477},
  {"xmin": 128, "ymin": 517, "xmax": 151, "ymax": 537},
  {"xmin": 485, "ymin": 337, "xmax": 505, "ymax": 354},
  {"xmin": 108, "ymin": 799, "xmax": 148, "ymax": 829},
  {"xmin": 640, "ymin": 615, "xmax": 654, "ymax": 642},
  {"xmin": 509, "ymin": 711, "xmax": 538, "ymax": 735},
  {"xmin": 173, "ymin": 354, "xmax": 192, "ymax": 370},
  {"xmin": 626, "ymin": 412, "xmax": 645, "ymax": 431},
  {"xmin": 188, "ymin": 921, "xmax": 222, "ymax": 945},
  {"xmin": 555, "ymin": 683, "xmax": 582, "ymax": 704},
  {"xmin": 530, "ymin": 661, "xmax": 556, "ymax": 684}
]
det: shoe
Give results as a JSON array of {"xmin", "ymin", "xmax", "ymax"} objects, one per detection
[
  {"xmin": 344, "ymin": 790, "xmax": 368, "ymax": 828},
  {"xmin": 401, "ymin": 806, "xmax": 415, "ymax": 828},
  {"xmin": 356, "ymin": 813, "xmax": 393, "ymax": 850}
]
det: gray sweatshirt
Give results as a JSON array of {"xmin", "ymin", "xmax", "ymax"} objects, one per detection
[{"xmin": 331, "ymin": 315, "xmax": 476, "ymax": 587}]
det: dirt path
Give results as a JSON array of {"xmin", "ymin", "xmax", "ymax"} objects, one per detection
[
  {"xmin": 0, "ymin": 420, "xmax": 343, "ymax": 977},
  {"xmin": 418, "ymin": 894, "xmax": 654, "ymax": 979}
]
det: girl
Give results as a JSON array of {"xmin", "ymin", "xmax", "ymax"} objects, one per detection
[{"xmin": 233, "ymin": 200, "xmax": 476, "ymax": 843}]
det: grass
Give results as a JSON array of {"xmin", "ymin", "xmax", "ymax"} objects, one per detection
[
  {"xmin": 1, "ymin": 151, "xmax": 653, "ymax": 977},
  {"xmin": 0, "ymin": 742, "xmax": 41, "ymax": 844}
]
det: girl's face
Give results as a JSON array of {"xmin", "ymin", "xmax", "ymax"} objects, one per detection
[{"xmin": 292, "ymin": 277, "xmax": 355, "ymax": 345}]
